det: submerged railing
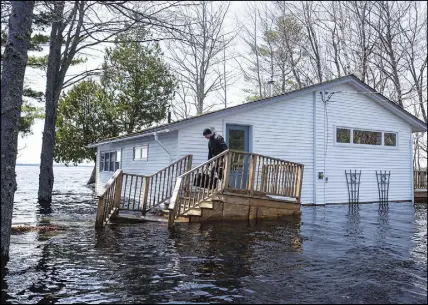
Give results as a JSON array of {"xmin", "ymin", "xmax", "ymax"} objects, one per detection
[
  {"xmin": 95, "ymin": 169, "xmax": 123, "ymax": 228},
  {"xmin": 414, "ymin": 170, "xmax": 427, "ymax": 189},
  {"xmin": 168, "ymin": 150, "xmax": 304, "ymax": 228},
  {"xmin": 168, "ymin": 150, "xmax": 229, "ymax": 227},
  {"xmin": 95, "ymin": 155, "xmax": 192, "ymax": 227},
  {"xmin": 120, "ymin": 155, "xmax": 193, "ymax": 213}
]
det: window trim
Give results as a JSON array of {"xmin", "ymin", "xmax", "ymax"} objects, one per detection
[
  {"xmin": 334, "ymin": 126, "xmax": 399, "ymax": 149},
  {"xmin": 133, "ymin": 144, "xmax": 149, "ymax": 161}
]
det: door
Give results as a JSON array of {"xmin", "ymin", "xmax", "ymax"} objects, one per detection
[{"xmin": 226, "ymin": 124, "xmax": 250, "ymax": 189}]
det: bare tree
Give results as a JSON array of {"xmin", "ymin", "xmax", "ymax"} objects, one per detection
[
  {"xmin": 274, "ymin": 1, "xmax": 306, "ymax": 90},
  {"xmin": 1, "ymin": 0, "xmax": 34, "ymax": 262},
  {"xmin": 400, "ymin": 1, "xmax": 427, "ymax": 123},
  {"xmin": 167, "ymin": 1, "xmax": 233, "ymax": 115},
  {"xmin": 345, "ymin": 1, "xmax": 376, "ymax": 83},
  {"xmin": 300, "ymin": 1, "xmax": 323, "ymax": 83},
  {"xmin": 170, "ymin": 80, "xmax": 193, "ymax": 120},
  {"xmin": 238, "ymin": 2, "xmax": 264, "ymax": 98},
  {"xmin": 37, "ymin": 1, "xmax": 187, "ymax": 204},
  {"xmin": 368, "ymin": 1, "xmax": 412, "ymax": 107}
]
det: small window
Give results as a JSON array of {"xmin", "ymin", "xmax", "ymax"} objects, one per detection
[
  {"xmin": 384, "ymin": 133, "xmax": 397, "ymax": 147},
  {"xmin": 105, "ymin": 152, "xmax": 110, "ymax": 171},
  {"xmin": 115, "ymin": 150, "xmax": 121, "ymax": 170},
  {"xmin": 100, "ymin": 153, "xmax": 105, "ymax": 171},
  {"xmin": 134, "ymin": 145, "xmax": 148, "ymax": 161},
  {"xmin": 353, "ymin": 130, "xmax": 382, "ymax": 145},
  {"xmin": 100, "ymin": 150, "xmax": 120, "ymax": 172},
  {"xmin": 109, "ymin": 152, "xmax": 115, "ymax": 171},
  {"xmin": 336, "ymin": 128, "xmax": 351, "ymax": 143}
]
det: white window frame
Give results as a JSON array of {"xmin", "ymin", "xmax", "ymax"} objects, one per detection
[
  {"xmin": 334, "ymin": 126, "xmax": 399, "ymax": 149},
  {"xmin": 134, "ymin": 144, "xmax": 148, "ymax": 161},
  {"xmin": 100, "ymin": 150, "xmax": 121, "ymax": 172}
]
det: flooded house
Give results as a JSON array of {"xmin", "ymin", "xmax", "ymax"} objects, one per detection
[{"xmin": 88, "ymin": 74, "xmax": 427, "ymax": 227}]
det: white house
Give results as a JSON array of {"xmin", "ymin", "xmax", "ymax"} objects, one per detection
[{"xmin": 89, "ymin": 75, "xmax": 427, "ymax": 205}]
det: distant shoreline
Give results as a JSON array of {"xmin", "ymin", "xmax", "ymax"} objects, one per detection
[{"xmin": 16, "ymin": 163, "xmax": 94, "ymax": 167}]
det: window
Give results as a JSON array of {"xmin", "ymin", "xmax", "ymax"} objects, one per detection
[
  {"xmin": 100, "ymin": 153, "xmax": 105, "ymax": 171},
  {"xmin": 384, "ymin": 133, "xmax": 397, "ymax": 147},
  {"xmin": 336, "ymin": 128, "xmax": 351, "ymax": 143},
  {"xmin": 134, "ymin": 145, "xmax": 148, "ymax": 161},
  {"xmin": 100, "ymin": 151, "xmax": 120, "ymax": 172},
  {"xmin": 335, "ymin": 127, "xmax": 398, "ymax": 147},
  {"xmin": 353, "ymin": 129, "xmax": 382, "ymax": 145}
]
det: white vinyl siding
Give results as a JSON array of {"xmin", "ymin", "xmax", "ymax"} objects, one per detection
[
  {"xmin": 177, "ymin": 93, "xmax": 315, "ymax": 204},
  {"xmin": 95, "ymin": 131, "xmax": 178, "ymax": 195},
  {"xmin": 315, "ymin": 83, "xmax": 412, "ymax": 204},
  {"xmin": 95, "ymin": 82, "xmax": 415, "ymax": 204}
]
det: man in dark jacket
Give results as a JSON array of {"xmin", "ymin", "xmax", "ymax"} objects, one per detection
[
  {"xmin": 203, "ymin": 128, "xmax": 228, "ymax": 159},
  {"xmin": 203, "ymin": 128, "xmax": 228, "ymax": 180}
]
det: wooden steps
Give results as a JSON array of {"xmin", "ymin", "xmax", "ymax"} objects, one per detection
[{"xmin": 113, "ymin": 199, "xmax": 215, "ymax": 224}]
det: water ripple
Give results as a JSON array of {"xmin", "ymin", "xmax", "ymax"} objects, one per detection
[{"xmin": 1, "ymin": 166, "xmax": 426, "ymax": 304}]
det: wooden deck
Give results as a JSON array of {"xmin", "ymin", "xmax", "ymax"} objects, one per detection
[
  {"xmin": 415, "ymin": 188, "xmax": 427, "ymax": 203},
  {"xmin": 96, "ymin": 158, "xmax": 426, "ymax": 227},
  {"xmin": 109, "ymin": 189, "xmax": 301, "ymax": 225},
  {"xmin": 95, "ymin": 150, "xmax": 305, "ymax": 228}
]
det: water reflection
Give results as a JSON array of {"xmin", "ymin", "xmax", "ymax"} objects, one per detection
[
  {"xmin": 346, "ymin": 204, "xmax": 362, "ymax": 237},
  {"xmin": 4, "ymin": 167, "xmax": 427, "ymax": 304}
]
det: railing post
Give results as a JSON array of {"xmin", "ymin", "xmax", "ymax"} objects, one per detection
[
  {"xmin": 184, "ymin": 156, "xmax": 192, "ymax": 197},
  {"xmin": 261, "ymin": 165, "xmax": 267, "ymax": 192},
  {"xmin": 187, "ymin": 154, "xmax": 193, "ymax": 171},
  {"xmin": 168, "ymin": 208, "xmax": 175, "ymax": 229},
  {"xmin": 113, "ymin": 171, "xmax": 123, "ymax": 216},
  {"xmin": 295, "ymin": 165, "xmax": 304, "ymax": 202},
  {"xmin": 222, "ymin": 151, "xmax": 231, "ymax": 190},
  {"xmin": 248, "ymin": 154, "xmax": 256, "ymax": 195},
  {"xmin": 95, "ymin": 196, "xmax": 105, "ymax": 228},
  {"xmin": 168, "ymin": 177, "xmax": 182, "ymax": 229},
  {"xmin": 142, "ymin": 176, "xmax": 150, "ymax": 215}
]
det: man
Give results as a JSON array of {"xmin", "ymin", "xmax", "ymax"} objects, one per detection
[
  {"xmin": 203, "ymin": 128, "xmax": 228, "ymax": 181},
  {"xmin": 203, "ymin": 128, "xmax": 228, "ymax": 160}
]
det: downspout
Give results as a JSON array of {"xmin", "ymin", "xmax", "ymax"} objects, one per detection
[
  {"xmin": 313, "ymin": 90, "xmax": 317, "ymax": 205},
  {"xmin": 410, "ymin": 132, "xmax": 415, "ymax": 203},
  {"xmin": 154, "ymin": 131, "xmax": 173, "ymax": 163}
]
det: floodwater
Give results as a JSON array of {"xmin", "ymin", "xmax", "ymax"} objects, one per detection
[{"xmin": 1, "ymin": 166, "xmax": 427, "ymax": 304}]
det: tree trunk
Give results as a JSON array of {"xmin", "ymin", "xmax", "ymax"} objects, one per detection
[
  {"xmin": 1, "ymin": 0, "xmax": 34, "ymax": 261},
  {"xmin": 38, "ymin": 2, "xmax": 65, "ymax": 204},
  {"xmin": 87, "ymin": 165, "xmax": 96, "ymax": 185}
]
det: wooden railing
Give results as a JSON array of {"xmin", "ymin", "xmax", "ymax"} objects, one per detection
[
  {"xmin": 168, "ymin": 150, "xmax": 229, "ymax": 227},
  {"xmin": 414, "ymin": 170, "xmax": 427, "ymax": 189},
  {"xmin": 120, "ymin": 155, "xmax": 193, "ymax": 214},
  {"xmin": 95, "ymin": 169, "xmax": 123, "ymax": 228},
  {"xmin": 168, "ymin": 150, "xmax": 304, "ymax": 228},
  {"xmin": 227, "ymin": 150, "xmax": 304, "ymax": 199}
]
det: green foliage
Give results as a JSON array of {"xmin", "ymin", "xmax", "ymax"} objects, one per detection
[
  {"xmin": 29, "ymin": 33, "xmax": 50, "ymax": 51},
  {"xmin": 54, "ymin": 80, "xmax": 115, "ymax": 165},
  {"xmin": 19, "ymin": 101, "xmax": 44, "ymax": 137},
  {"xmin": 27, "ymin": 55, "xmax": 87, "ymax": 69},
  {"xmin": 54, "ymin": 31, "xmax": 177, "ymax": 165},
  {"xmin": 23, "ymin": 88, "xmax": 44, "ymax": 102},
  {"xmin": 243, "ymin": 13, "xmax": 306, "ymax": 101},
  {"xmin": 101, "ymin": 31, "xmax": 177, "ymax": 133}
]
